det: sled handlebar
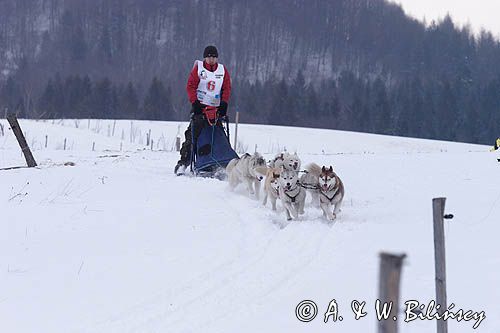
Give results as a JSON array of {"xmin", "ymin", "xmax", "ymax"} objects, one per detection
[{"xmin": 189, "ymin": 106, "xmax": 228, "ymax": 126}]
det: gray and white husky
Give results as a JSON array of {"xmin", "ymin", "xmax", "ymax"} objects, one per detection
[
  {"xmin": 278, "ymin": 168, "xmax": 306, "ymax": 220},
  {"xmin": 304, "ymin": 163, "xmax": 345, "ymax": 221},
  {"xmin": 226, "ymin": 152, "xmax": 268, "ymax": 198},
  {"xmin": 269, "ymin": 152, "xmax": 301, "ymax": 172}
]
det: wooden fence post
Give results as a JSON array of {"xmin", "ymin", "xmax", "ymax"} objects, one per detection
[
  {"xmin": 233, "ymin": 111, "xmax": 239, "ymax": 149},
  {"xmin": 378, "ymin": 252, "xmax": 406, "ymax": 333},
  {"xmin": 6, "ymin": 114, "xmax": 37, "ymax": 167},
  {"xmin": 433, "ymin": 197, "xmax": 448, "ymax": 333},
  {"xmin": 130, "ymin": 121, "xmax": 133, "ymax": 143},
  {"xmin": 176, "ymin": 136, "xmax": 181, "ymax": 151}
]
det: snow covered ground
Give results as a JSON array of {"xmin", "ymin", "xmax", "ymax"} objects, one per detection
[{"xmin": 1, "ymin": 119, "xmax": 498, "ymax": 333}]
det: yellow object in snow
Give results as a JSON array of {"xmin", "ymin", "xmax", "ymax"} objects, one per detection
[{"xmin": 491, "ymin": 138, "xmax": 500, "ymax": 151}]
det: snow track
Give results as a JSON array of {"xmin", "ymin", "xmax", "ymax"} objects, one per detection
[
  {"xmin": 1, "ymin": 119, "xmax": 498, "ymax": 333},
  {"xmin": 85, "ymin": 221, "xmax": 330, "ymax": 333}
]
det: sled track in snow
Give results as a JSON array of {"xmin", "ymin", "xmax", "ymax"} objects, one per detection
[{"xmin": 79, "ymin": 207, "xmax": 335, "ymax": 333}]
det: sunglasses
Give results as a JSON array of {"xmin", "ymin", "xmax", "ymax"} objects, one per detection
[{"xmin": 206, "ymin": 54, "xmax": 218, "ymax": 58}]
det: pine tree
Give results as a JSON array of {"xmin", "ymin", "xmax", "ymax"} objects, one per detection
[
  {"xmin": 52, "ymin": 74, "xmax": 65, "ymax": 118},
  {"xmin": 38, "ymin": 79, "xmax": 56, "ymax": 118},
  {"xmin": 1, "ymin": 77, "xmax": 21, "ymax": 114},
  {"xmin": 371, "ymin": 78, "xmax": 391, "ymax": 134},
  {"xmin": 269, "ymin": 80, "xmax": 290, "ymax": 125},
  {"xmin": 80, "ymin": 75, "xmax": 93, "ymax": 118},
  {"xmin": 92, "ymin": 78, "xmax": 114, "ymax": 118},
  {"xmin": 143, "ymin": 77, "xmax": 172, "ymax": 120},
  {"xmin": 120, "ymin": 82, "xmax": 139, "ymax": 119}
]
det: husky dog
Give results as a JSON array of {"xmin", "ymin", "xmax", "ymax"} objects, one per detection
[
  {"xmin": 268, "ymin": 153, "xmax": 284, "ymax": 168},
  {"xmin": 278, "ymin": 169, "xmax": 306, "ymax": 220},
  {"xmin": 318, "ymin": 165, "xmax": 345, "ymax": 221},
  {"xmin": 303, "ymin": 163, "xmax": 345, "ymax": 220},
  {"xmin": 262, "ymin": 167, "xmax": 281, "ymax": 211},
  {"xmin": 269, "ymin": 152, "xmax": 301, "ymax": 172},
  {"xmin": 226, "ymin": 152, "xmax": 268, "ymax": 198}
]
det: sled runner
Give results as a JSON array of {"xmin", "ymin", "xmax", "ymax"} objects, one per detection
[{"xmin": 189, "ymin": 106, "xmax": 238, "ymax": 179}]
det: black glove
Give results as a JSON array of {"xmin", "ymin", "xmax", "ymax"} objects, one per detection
[
  {"xmin": 192, "ymin": 100, "xmax": 203, "ymax": 115},
  {"xmin": 218, "ymin": 101, "xmax": 228, "ymax": 117}
]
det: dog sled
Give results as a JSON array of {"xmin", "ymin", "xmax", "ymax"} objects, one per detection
[{"xmin": 189, "ymin": 106, "xmax": 239, "ymax": 179}]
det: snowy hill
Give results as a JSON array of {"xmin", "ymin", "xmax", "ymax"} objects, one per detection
[{"xmin": 1, "ymin": 119, "xmax": 498, "ymax": 333}]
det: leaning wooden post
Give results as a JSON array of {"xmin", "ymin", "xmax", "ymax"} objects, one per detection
[
  {"xmin": 233, "ymin": 111, "xmax": 239, "ymax": 149},
  {"xmin": 6, "ymin": 114, "xmax": 37, "ymax": 167},
  {"xmin": 433, "ymin": 197, "xmax": 448, "ymax": 333},
  {"xmin": 378, "ymin": 252, "xmax": 406, "ymax": 333}
]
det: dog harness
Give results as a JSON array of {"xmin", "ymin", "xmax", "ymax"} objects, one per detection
[
  {"xmin": 284, "ymin": 185, "xmax": 300, "ymax": 203},
  {"xmin": 320, "ymin": 186, "xmax": 339, "ymax": 202}
]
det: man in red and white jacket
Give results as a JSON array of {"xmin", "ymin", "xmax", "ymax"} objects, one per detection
[{"xmin": 175, "ymin": 45, "xmax": 232, "ymax": 174}]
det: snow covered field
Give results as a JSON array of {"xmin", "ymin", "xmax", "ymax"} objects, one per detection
[{"xmin": 1, "ymin": 119, "xmax": 498, "ymax": 333}]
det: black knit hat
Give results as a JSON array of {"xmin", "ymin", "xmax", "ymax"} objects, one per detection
[{"xmin": 203, "ymin": 45, "xmax": 218, "ymax": 58}]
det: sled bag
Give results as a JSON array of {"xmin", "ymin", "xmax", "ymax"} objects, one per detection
[{"xmin": 194, "ymin": 125, "xmax": 238, "ymax": 171}]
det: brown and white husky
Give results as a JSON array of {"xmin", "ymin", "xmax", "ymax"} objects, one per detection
[
  {"xmin": 262, "ymin": 167, "xmax": 281, "ymax": 211},
  {"xmin": 305, "ymin": 163, "xmax": 345, "ymax": 221}
]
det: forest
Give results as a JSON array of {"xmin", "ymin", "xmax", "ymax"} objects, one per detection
[{"xmin": 1, "ymin": 0, "xmax": 499, "ymax": 143}]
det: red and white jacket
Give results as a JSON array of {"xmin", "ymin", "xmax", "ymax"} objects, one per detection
[{"xmin": 186, "ymin": 60, "xmax": 231, "ymax": 106}]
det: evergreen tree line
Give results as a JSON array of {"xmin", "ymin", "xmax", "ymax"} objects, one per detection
[
  {"xmin": 235, "ymin": 70, "xmax": 499, "ymax": 144},
  {"xmin": 1, "ymin": 70, "xmax": 498, "ymax": 144},
  {"xmin": 0, "ymin": 75, "xmax": 174, "ymax": 121},
  {"xmin": 1, "ymin": 1, "xmax": 500, "ymax": 144}
]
